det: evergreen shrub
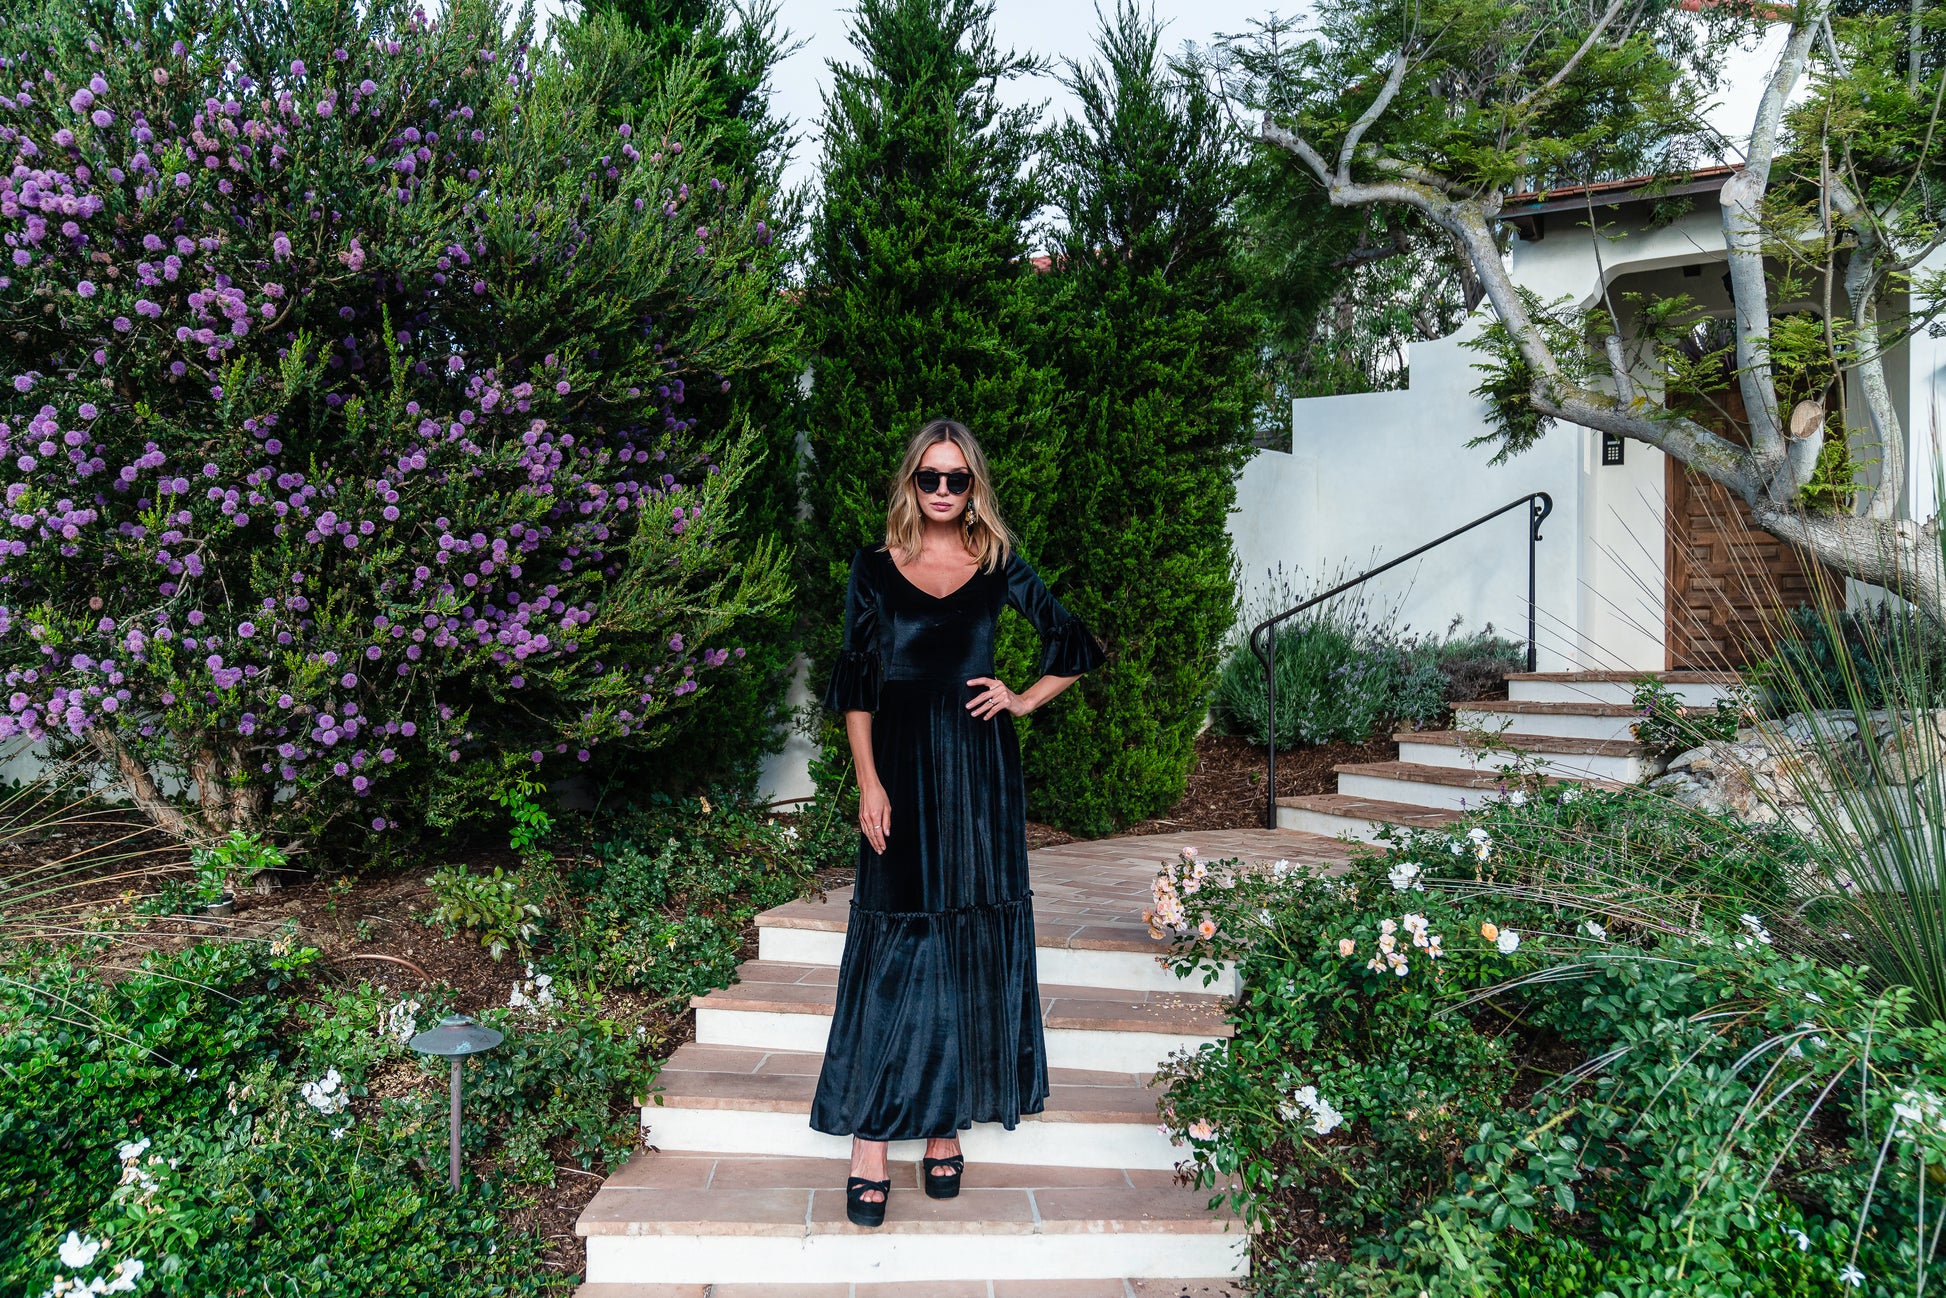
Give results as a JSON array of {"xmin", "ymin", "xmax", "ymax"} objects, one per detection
[
  {"xmin": 796, "ymin": 0, "xmax": 1058, "ymax": 798},
  {"xmin": 1023, "ymin": 2, "xmax": 1260, "ymax": 836},
  {"xmin": 1211, "ymin": 591, "xmax": 1524, "ymax": 748},
  {"xmin": 0, "ymin": 0, "xmax": 793, "ymax": 846}
]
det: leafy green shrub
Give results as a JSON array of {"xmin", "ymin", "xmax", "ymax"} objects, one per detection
[
  {"xmin": 490, "ymin": 770, "xmax": 556, "ymax": 866},
  {"xmin": 1629, "ymin": 675, "xmax": 1754, "ymax": 755},
  {"xmin": 1752, "ymin": 602, "xmax": 1946, "ymax": 714},
  {"xmin": 1211, "ymin": 592, "xmax": 1524, "ymax": 747},
  {"xmin": 189, "ymin": 829, "xmax": 286, "ymax": 902},
  {"xmin": 467, "ymin": 987, "xmax": 657, "ymax": 1184},
  {"xmin": 1147, "ymin": 791, "xmax": 1936, "ymax": 1295},
  {"xmin": 0, "ymin": 941, "xmax": 299, "ymax": 1279},
  {"xmin": 424, "ymin": 864, "xmax": 544, "ymax": 961},
  {"xmin": 558, "ymin": 791, "xmax": 817, "ymax": 1001}
]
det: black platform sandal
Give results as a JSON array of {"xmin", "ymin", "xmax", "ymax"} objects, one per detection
[
  {"xmin": 921, "ymin": 1152, "xmax": 964, "ymax": 1200},
  {"xmin": 845, "ymin": 1175, "xmax": 890, "ymax": 1227}
]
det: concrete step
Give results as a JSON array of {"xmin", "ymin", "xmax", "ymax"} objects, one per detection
[
  {"xmin": 1394, "ymin": 730, "xmax": 1663, "ymax": 783},
  {"xmin": 644, "ymin": 1042, "xmax": 1185, "ymax": 1170},
  {"xmin": 1333, "ymin": 760, "xmax": 1620, "ymax": 812},
  {"xmin": 691, "ymin": 961, "xmax": 1233, "ymax": 1075},
  {"xmin": 1274, "ymin": 793, "xmax": 1464, "ymax": 843},
  {"xmin": 1504, "ymin": 670, "xmax": 1738, "ymax": 707},
  {"xmin": 758, "ymin": 892, "xmax": 1237, "ymax": 998},
  {"xmin": 1453, "ymin": 699, "xmax": 1642, "ymax": 743},
  {"xmin": 577, "ymin": 1153, "xmax": 1251, "ymax": 1287},
  {"xmin": 576, "ymin": 1281, "xmax": 1248, "ymax": 1297}
]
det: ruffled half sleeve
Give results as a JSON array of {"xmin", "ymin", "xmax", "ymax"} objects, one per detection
[
  {"xmin": 1006, "ymin": 555, "xmax": 1107, "ymax": 678},
  {"xmin": 822, "ymin": 548, "xmax": 884, "ymax": 713}
]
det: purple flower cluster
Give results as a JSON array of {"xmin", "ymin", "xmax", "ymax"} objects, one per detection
[{"xmin": 0, "ymin": 6, "xmax": 784, "ymax": 840}]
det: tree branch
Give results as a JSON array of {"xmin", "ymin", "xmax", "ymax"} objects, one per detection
[
  {"xmin": 1521, "ymin": 0, "xmax": 1629, "ymax": 108},
  {"xmin": 1336, "ymin": 53, "xmax": 1411, "ymax": 181},
  {"xmin": 1719, "ymin": 1, "xmax": 1826, "ymax": 463},
  {"xmin": 1262, "ymin": 115, "xmax": 1333, "ymax": 187},
  {"xmin": 1830, "ymin": 178, "xmax": 1908, "ymax": 521},
  {"xmin": 1604, "ymin": 332, "xmax": 1638, "ymax": 410}
]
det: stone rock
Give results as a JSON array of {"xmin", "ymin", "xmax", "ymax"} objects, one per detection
[
  {"xmin": 1646, "ymin": 705, "xmax": 1946, "ymax": 826},
  {"xmin": 1877, "ymin": 721, "xmax": 1941, "ymax": 785}
]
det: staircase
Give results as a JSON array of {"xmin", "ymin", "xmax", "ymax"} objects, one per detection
[
  {"xmin": 1277, "ymin": 670, "xmax": 1738, "ymax": 842},
  {"xmin": 572, "ymin": 828, "xmax": 1356, "ymax": 1296}
]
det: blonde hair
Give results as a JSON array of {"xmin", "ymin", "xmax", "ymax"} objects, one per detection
[{"xmin": 883, "ymin": 418, "xmax": 1015, "ymax": 571}]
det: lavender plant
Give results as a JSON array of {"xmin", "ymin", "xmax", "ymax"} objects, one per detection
[{"xmin": 0, "ymin": 0, "xmax": 795, "ymax": 845}]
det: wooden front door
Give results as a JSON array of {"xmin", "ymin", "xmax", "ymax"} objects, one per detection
[{"xmin": 1664, "ymin": 387, "xmax": 1828, "ymax": 669}]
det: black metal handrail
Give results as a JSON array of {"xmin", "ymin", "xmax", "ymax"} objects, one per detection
[{"xmin": 1249, "ymin": 491, "xmax": 1554, "ymax": 829}]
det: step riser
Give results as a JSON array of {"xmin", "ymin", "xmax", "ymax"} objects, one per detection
[
  {"xmin": 1336, "ymin": 772, "xmax": 1513, "ymax": 812},
  {"xmin": 1396, "ymin": 742, "xmax": 1654, "ymax": 784},
  {"xmin": 758, "ymin": 927, "xmax": 1240, "ymax": 998},
  {"xmin": 694, "ymin": 1008, "xmax": 1222, "ymax": 1075},
  {"xmin": 584, "ymin": 1231, "xmax": 1250, "ymax": 1286},
  {"xmin": 1275, "ymin": 805, "xmax": 1392, "ymax": 843},
  {"xmin": 1453, "ymin": 709, "xmax": 1641, "ymax": 742},
  {"xmin": 1510, "ymin": 680, "xmax": 1731, "ymax": 707},
  {"xmin": 643, "ymin": 1106, "xmax": 1185, "ymax": 1170}
]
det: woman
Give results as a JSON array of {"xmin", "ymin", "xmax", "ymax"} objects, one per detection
[{"xmin": 814, "ymin": 418, "xmax": 1107, "ymax": 1227}]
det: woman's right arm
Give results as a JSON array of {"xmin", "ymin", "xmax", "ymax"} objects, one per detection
[
  {"xmin": 822, "ymin": 549, "xmax": 889, "ymax": 853},
  {"xmin": 846, "ymin": 710, "xmax": 890, "ymax": 853}
]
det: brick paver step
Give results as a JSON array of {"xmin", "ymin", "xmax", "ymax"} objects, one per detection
[
  {"xmin": 1502, "ymin": 669, "xmax": 1739, "ymax": 683},
  {"xmin": 692, "ymin": 961, "xmax": 1233, "ymax": 1042},
  {"xmin": 1332, "ymin": 759, "xmax": 1620, "ymax": 791},
  {"xmin": 757, "ymin": 829, "xmax": 1349, "ymax": 997},
  {"xmin": 654, "ymin": 1042, "xmax": 1163, "ymax": 1123},
  {"xmin": 577, "ymin": 1153, "xmax": 1249, "ymax": 1287},
  {"xmin": 1392, "ymin": 729, "xmax": 1653, "ymax": 756},
  {"xmin": 1275, "ymin": 793, "xmax": 1464, "ymax": 844},
  {"xmin": 576, "ymin": 1279, "xmax": 1247, "ymax": 1296},
  {"xmin": 1459, "ymin": 699, "xmax": 1639, "ymax": 717},
  {"xmin": 642, "ymin": 1041, "xmax": 1185, "ymax": 1169}
]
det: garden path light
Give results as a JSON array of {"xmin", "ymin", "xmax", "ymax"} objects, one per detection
[{"xmin": 407, "ymin": 1014, "xmax": 504, "ymax": 1191}]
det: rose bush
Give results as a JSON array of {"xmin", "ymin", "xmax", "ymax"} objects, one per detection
[
  {"xmin": 0, "ymin": 0, "xmax": 793, "ymax": 845},
  {"xmin": 1149, "ymin": 792, "xmax": 1946, "ymax": 1296}
]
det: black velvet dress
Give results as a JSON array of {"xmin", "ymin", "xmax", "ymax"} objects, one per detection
[{"xmin": 810, "ymin": 544, "xmax": 1106, "ymax": 1142}]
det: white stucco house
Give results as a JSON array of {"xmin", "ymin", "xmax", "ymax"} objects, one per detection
[{"xmin": 1228, "ymin": 24, "xmax": 1946, "ymax": 678}]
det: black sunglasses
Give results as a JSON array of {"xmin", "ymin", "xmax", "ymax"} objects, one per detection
[{"xmin": 913, "ymin": 468, "xmax": 973, "ymax": 496}]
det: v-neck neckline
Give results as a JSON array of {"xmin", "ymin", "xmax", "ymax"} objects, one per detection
[{"xmin": 886, "ymin": 549, "xmax": 983, "ymax": 602}]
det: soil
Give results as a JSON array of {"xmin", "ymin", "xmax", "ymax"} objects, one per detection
[
  {"xmin": 10, "ymin": 724, "xmax": 1398, "ymax": 1283},
  {"xmin": 5, "ymin": 809, "xmax": 833, "ymax": 1285},
  {"xmin": 1024, "ymin": 729, "xmax": 1401, "ymax": 849}
]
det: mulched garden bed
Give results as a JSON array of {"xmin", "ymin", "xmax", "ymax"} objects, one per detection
[{"xmin": 1025, "ymin": 729, "xmax": 1400, "ymax": 849}]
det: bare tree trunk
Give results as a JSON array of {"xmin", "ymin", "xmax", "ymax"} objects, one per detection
[{"xmin": 89, "ymin": 729, "xmax": 193, "ymax": 840}]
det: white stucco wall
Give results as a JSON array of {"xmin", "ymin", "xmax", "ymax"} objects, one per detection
[
  {"xmin": 1226, "ymin": 208, "xmax": 1749, "ymax": 673},
  {"xmin": 1229, "ymin": 318, "xmax": 1598, "ymax": 670}
]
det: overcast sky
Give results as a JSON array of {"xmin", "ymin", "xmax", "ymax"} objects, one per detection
[
  {"xmin": 758, "ymin": 0, "xmax": 1284, "ymax": 196},
  {"xmin": 532, "ymin": 1, "xmax": 1788, "ymax": 201}
]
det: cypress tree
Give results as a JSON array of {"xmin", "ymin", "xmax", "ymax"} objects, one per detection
[
  {"xmin": 565, "ymin": 0, "xmax": 808, "ymax": 795},
  {"xmin": 1027, "ymin": 2, "xmax": 1260, "ymax": 836},
  {"xmin": 799, "ymin": 0, "xmax": 1060, "ymax": 755}
]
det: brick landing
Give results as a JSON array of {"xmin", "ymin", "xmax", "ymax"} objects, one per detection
[{"xmin": 763, "ymin": 827, "xmax": 1359, "ymax": 953}]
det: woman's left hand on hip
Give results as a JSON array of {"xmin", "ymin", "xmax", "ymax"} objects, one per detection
[{"xmin": 966, "ymin": 677, "xmax": 1029, "ymax": 719}]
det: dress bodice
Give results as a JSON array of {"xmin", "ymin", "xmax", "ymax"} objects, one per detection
[{"xmin": 823, "ymin": 544, "xmax": 1105, "ymax": 712}]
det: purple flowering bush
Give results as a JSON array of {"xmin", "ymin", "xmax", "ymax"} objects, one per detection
[{"xmin": 0, "ymin": 0, "xmax": 794, "ymax": 843}]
